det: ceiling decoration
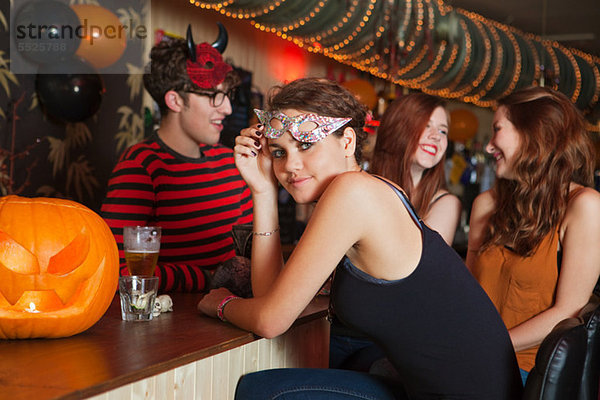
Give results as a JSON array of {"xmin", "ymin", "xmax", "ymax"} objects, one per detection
[{"xmin": 189, "ymin": 0, "xmax": 600, "ymax": 116}]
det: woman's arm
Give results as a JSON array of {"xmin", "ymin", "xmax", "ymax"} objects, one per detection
[
  {"xmin": 198, "ymin": 172, "xmax": 372, "ymax": 338},
  {"xmin": 424, "ymin": 193, "xmax": 462, "ymax": 245},
  {"xmin": 233, "ymin": 125, "xmax": 283, "ymax": 296},
  {"xmin": 465, "ymin": 190, "xmax": 495, "ymax": 271},
  {"xmin": 508, "ymin": 187, "xmax": 600, "ymax": 351}
]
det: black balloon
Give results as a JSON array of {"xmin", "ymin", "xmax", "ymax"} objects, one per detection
[
  {"xmin": 36, "ymin": 58, "xmax": 104, "ymax": 123},
  {"xmin": 13, "ymin": 0, "xmax": 82, "ymax": 64}
]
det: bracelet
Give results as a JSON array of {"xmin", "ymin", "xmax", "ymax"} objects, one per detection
[
  {"xmin": 252, "ymin": 226, "xmax": 280, "ymax": 236},
  {"xmin": 216, "ymin": 295, "xmax": 240, "ymax": 322}
]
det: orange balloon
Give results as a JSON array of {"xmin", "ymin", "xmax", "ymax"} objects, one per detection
[
  {"xmin": 342, "ymin": 79, "xmax": 377, "ymax": 110},
  {"xmin": 449, "ymin": 109, "xmax": 479, "ymax": 142},
  {"xmin": 71, "ymin": 5, "xmax": 127, "ymax": 69}
]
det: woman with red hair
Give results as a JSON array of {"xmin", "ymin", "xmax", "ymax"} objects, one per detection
[
  {"xmin": 370, "ymin": 93, "xmax": 461, "ymax": 245},
  {"xmin": 467, "ymin": 86, "xmax": 600, "ymax": 384}
]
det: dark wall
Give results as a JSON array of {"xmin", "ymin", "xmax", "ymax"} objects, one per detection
[{"xmin": 0, "ymin": 1, "xmax": 146, "ymax": 213}]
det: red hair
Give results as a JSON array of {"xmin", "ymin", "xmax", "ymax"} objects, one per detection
[{"xmin": 370, "ymin": 93, "xmax": 448, "ymax": 216}]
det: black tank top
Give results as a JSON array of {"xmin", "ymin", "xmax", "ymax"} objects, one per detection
[{"xmin": 331, "ymin": 176, "xmax": 523, "ymax": 399}]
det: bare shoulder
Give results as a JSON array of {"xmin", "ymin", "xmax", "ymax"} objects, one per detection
[
  {"xmin": 316, "ymin": 171, "xmax": 377, "ymax": 213},
  {"xmin": 471, "ymin": 189, "xmax": 495, "ymax": 217},
  {"xmin": 467, "ymin": 189, "xmax": 495, "ymax": 252},
  {"xmin": 326, "ymin": 171, "xmax": 386, "ymax": 199},
  {"xmin": 565, "ymin": 186, "xmax": 600, "ymax": 220},
  {"xmin": 431, "ymin": 191, "xmax": 462, "ymax": 213},
  {"xmin": 319, "ymin": 172, "xmax": 404, "ymax": 221}
]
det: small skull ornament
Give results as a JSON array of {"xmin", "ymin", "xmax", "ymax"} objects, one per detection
[{"xmin": 152, "ymin": 294, "xmax": 173, "ymax": 317}]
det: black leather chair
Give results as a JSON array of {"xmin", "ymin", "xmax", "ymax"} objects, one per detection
[
  {"xmin": 522, "ymin": 317, "xmax": 587, "ymax": 400},
  {"xmin": 578, "ymin": 301, "xmax": 600, "ymax": 400}
]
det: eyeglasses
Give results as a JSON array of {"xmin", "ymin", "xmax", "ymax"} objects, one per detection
[
  {"xmin": 254, "ymin": 109, "xmax": 352, "ymax": 143},
  {"xmin": 186, "ymin": 89, "xmax": 235, "ymax": 107}
]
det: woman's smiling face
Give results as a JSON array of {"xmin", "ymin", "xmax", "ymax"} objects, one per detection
[
  {"xmin": 411, "ymin": 106, "xmax": 449, "ymax": 172},
  {"xmin": 487, "ymin": 106, "xmax": 522, "ymax": 179}
]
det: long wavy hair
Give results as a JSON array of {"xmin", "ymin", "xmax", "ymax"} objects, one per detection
[
  {"xmin": 370, "ymin": 93, "xmax": 448, "ymax": 216},
  {"xmin": 481, "ymin": 86, "xmax": 595, "ymax": 257}
]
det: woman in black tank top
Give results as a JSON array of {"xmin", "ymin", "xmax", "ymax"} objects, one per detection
[
  {"xmin": 198, "ymin": 78, "xmax": 523, "ymax": 399},
  {"xmin": 329, "ymin": 93, "xmax": 464, "ymax": 375}
]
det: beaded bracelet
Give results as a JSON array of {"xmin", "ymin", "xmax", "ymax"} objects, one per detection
[
  {"xmin": 217, "ymin": 295, "xmax": 240, "ymax": 322},
  {"xmin": 252, "ymin": 226, "xmax": 280, "ymax": 236}
]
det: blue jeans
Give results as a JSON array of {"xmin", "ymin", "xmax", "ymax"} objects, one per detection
[
  {"xmin": 520, "ymin": 368, "xmax": 529, "ymax": 386},
  {"xmin": 235, "ymin": 368, "xmax": 407, "ymax": 399},
  {"xmin": 329, "ymin": 333, "xmax": 383, "ymax": 370}
]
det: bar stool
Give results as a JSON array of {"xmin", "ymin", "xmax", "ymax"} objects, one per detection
[{"xmin": 522, "ymin": 317, "xmax": 587, "ymax": 400}]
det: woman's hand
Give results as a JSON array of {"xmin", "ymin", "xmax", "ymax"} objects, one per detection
[
  {"xmin": 197, "ymin": 287, "xmax": 235, "ymax": 318},
  {"xmin": 234, "ymin": 124, "xmax": 277, "ymax": 195}
]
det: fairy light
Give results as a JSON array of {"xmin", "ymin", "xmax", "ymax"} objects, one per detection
[
  {"xmin": 554, "ymin": 43, "xmax": 582, "ymax": 102},
  {"xmin": 522, "ymin": 32, "xmax": 542, "ymax": 83},
  {"xmin": 572, "ymin": 49, "xmax": 600, "ymax": 108},
  {"xmin": 189, "ymin": 0, "xmax": 599, "ymax": 112},
  {"xmin": 457, "ymin": 10, "xmax": 491, "ymax": 96},
  {"xmin": 398, "ymin": 42, "xmax": 447, "ymax": 86},
  {"xmin": 322, "ymin": 0, "xmax": 377, "ymax": 52}
]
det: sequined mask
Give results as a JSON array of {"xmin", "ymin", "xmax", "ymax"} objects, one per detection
[{"xmin": 254, "ymin": 109, "xmax": 352, "ymax": 143}]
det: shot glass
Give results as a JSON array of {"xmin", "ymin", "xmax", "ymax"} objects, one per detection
[
  {"xmin": 123, "ymin": 226, "xmax": 161, "ymax": 276},
  {"xmin": 119, "ymin": 276, "xmax": 159, "ymax": 321}
]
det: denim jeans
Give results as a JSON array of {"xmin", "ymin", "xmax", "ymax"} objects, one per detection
[
  {"xmin": 329, "ymin": 333, "xmax": 383, "ymax": 370},
  {"xmin": 235, "ymin": 368, "xmax": 407, "ymax": 400},
  {"xmin": 520, "ymin": 368, "xmax": 529, "ymax": 386}
]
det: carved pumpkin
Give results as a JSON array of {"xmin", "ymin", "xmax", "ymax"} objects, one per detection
[{"xmin": 0, "ymin": 196, "xmax": 119, "ymax": 339}]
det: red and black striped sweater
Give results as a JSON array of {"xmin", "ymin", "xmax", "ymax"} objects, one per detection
[{"xmin": 101, "ymin": 134, "xmax": 253, "ymax": 292}]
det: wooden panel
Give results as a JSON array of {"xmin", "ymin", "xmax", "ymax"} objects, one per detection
[
  {"xmin": 227, "ymin": 347, "xmax": 244, "ymax": 399},
  {"xmin": 98, "ymin": 317, "xmax": 329, "ymax": 400},
  {"xmin": 174, "ymin": 363, "xmax": 195, "ymax": 400},
  {"xmin": 211, "ymin": 351, "xmax": 229, "ymax": 400},
  {"xmin": 155, "ymin": 369, "xmax": 175, "ymax": 400},
  {"xmin": 195, "ymin": 357, "xmax": 213, "ymax": 400}
]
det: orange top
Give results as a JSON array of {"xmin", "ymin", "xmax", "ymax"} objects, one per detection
[{"xmin": 470, "ymin": 228, "xmax": 560, "ymax": 371}]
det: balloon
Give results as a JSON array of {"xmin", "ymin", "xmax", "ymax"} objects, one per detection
[
  {"xmin": 36, "ymin": 58, "xmax": 104, "ymax": 123},
  {"xmin": 13, "ymin": 0, "xmax": 81, "ymax": 64},
  {"xmin": 449, "ymin": 109, "xmax": 479, "ymax": 142},
  {"xmin": 342, "ymin": 79, "xmax": 377, "ymax": 110},
  {"xmin": 71, "ymin": 5, "xmax": 127, "ymax": 69}
]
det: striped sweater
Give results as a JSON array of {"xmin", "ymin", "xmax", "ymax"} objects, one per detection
[{"xmin": 101, "ymin": 134, "xmax": 253, "ymax": 292}]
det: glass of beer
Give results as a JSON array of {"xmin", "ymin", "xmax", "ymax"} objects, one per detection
[{"xmin": 123, "ymin": 226, "xmax": 161, "ymax": 277}]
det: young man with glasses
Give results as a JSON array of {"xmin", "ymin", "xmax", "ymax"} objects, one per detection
[{"xmin": 101, "ymin": 30, "xmax": 253, "ymax": 293}]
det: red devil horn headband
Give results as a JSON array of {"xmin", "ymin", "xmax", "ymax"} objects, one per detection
[{"xmin": 185, "ymin": 23, "xmax": 232, "ymax": 89}]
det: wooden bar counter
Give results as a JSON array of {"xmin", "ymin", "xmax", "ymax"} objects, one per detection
[{"xmin": 0, "ymin": 293, "xmax": 330, "ymax": 400}]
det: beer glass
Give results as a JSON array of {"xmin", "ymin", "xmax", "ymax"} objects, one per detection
[{"xmin": 123, "ymin": 226, "xmax": 161, "ymax": 276}]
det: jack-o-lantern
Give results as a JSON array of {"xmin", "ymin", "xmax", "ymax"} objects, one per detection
[{"xmin": 0, "ymin": 196, "xmax": 119, "ymax": 339}]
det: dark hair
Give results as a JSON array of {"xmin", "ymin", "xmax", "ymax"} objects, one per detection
[
  {"xmin": 370, "ymin": 93, "xmax": 448, "ymax": 216},
  {"xmin": 143, "ymin": 39, "xmax": 239, "ymax": 115},
  {"xmin": 481, "ymin": 86, "xmax": 595, "ymax": 256},
  {"xmin": 267, "ymin": 78, "xmax": 368, "ymax": 164}
]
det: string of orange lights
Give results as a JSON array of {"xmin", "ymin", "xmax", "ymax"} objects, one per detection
[{"xmin": 190, "ymin": 0, "xmax": 600, "ymax": 129}]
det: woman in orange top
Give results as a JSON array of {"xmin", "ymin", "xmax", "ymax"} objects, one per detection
[{"xmin": 467, "ymin": 86, "xmax": 600, "ymax": 383}]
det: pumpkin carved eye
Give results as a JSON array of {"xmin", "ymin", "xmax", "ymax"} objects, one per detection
[
  {"xmin": 0, "ymin": 231, "xmax": 40, "ymax": 275},
  {"xmin": 47, "ymin": 231, "xmax": 90, "ymax": 275}
]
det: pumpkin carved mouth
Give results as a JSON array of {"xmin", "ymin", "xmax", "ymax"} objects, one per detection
[{"xmin": 0, "ymin": 229, "xmax": 97, "ymax": 308}]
